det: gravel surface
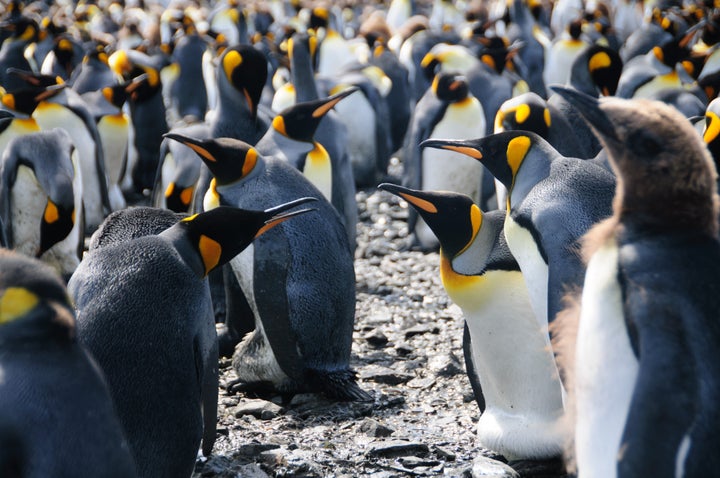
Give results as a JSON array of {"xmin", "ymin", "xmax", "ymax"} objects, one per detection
[{"xmin": 192, "ymin": 160, "xmax": 570, "ymax": 478}]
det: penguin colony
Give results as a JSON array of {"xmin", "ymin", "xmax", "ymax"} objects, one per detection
[{"xmin": 0, "ymin": 0, "xmax": 719, "ymax": 476}]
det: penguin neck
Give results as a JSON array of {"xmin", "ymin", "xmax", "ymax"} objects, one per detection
[
  {"xmin": 448, "ymin": 217, "xmax": 497, "ymax": 276},
  {"xmin": 0, "ymin": 306, "xmax": 75, "ymax": 346},
  {"xmin": 159, "ymin": 224, "xmax": 207, "ymax": 278},
  {"xmin": 508, "ymin": 144, "xmax": 552, "ymax": 211},
  {"xmin": 290, "ymin": 48, "xmax": 320, "ymax": 102},
  {"xmin": 256, "ymin": 127, "xmax": 315, "ymax": 160},
  {"xmin": 613, "ymin": 179, "xmax": 720, "ymax": 238}
]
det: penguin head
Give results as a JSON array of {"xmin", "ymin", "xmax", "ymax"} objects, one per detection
[
  {"xmin": 652, "ymin": 25, "xmax": 697, "ymax": 68},
  {"xmin": 288, "ymin": 32, "xmax": 318, "ymax": 71},
  {"xmin": 84, "ymin": 42, "xmax": 110, "ymax": 65},
  {"xmin": 108, "ymin": 49, "xmax": 163, "ymax": 103},
  {"xmin": 476, "ymin": 35, "xmax": 512, "ymax": 74},
  {"xmin": 378, "ymin": 183, "xmax": 482, "ymax": 259},
  {"xmin": 163, "ymin": 198, "xmax": 317, "ymax": 277},
  {"xmin": 0, "ymin": 250, "xmax": 75, "ymax": 341},
  {"xmin": 421, "ymin": 44, "xmax": 478, "ymax": 80},
  {"xmin": 421, "ymin": 130, "xmax": 547, "ymax": 200},
  {"xmin": 494, "ymin": 92, "xmax": 551, "ymax": 138},
  {"xmin": 7, "ymin": 68, "xmax": 64, "ymax": 89},
  {"xmin": 163, "ymin": 133, "xmax": 261, "ymax": 186},
  {"xmin": 309, "ymin": 6, "xmax": 330, "ymax": 31},
  {"xmin": 554, "ymin": 85, "xmax": 719, "ymax": 235},
  {"xmin": 271, "ymin": 86, "xmax": 359, "ymax": 142},
  {"xmin": 432, "ymin": 73, "xmax": 469, "ymax": 103},
  {"xmin": 0, "ymin": 81, "xmax": 64, "ymax": 115},
  {"xmin": 0, "ymin": 16, "xmax": 38, "ymax": 44},
  {"xmin": 5, "ymin": 129, "xmax": 76, "ymax": 256},
  {"xmin": 219, "ymin": 45, "xmax": 268, "ymax": 117},
  {"xmin": 575, "ymin": 44, "xmax": 623, "ymax": 97}
]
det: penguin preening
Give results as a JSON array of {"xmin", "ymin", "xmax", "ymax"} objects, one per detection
[
  {"xmin": 164, "ymin": 133, "xmax": 370, "ymax": 401},
  {"xmin": 0, "ymin": 128, "xmax": 83, "ymax": 280},
  {"xmin": 378, "ymin": 183, "xmax": 566, "ymax": 460},
  {"xmin": 69, "ymin": 199, "xmax": 316, "ymax": 478},
  {"xmin": 0, "ymin": 249, "xmax": 137, "ymax": 477},
  {"xmin": 553, "ymin": 87, "xmax": 720, "ymax": 478},
  {"xmin": 420, "ymin": 130, "xmax": 615, "ymax": 335}
]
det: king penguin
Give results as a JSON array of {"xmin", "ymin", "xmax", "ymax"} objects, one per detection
[
  {"xmin": 420, "ymin": 130, "xmax": 615, "ymax": 334},
  {"xmin": 163, "ymin": 133, "xmax": 371, "ymax": 401},
  {"xmin": 378, "ymin": 183, "xmax": 566, "ymax": 460},
  {"xmin": 553, "ymin": 86, "xmax": 720, "ymax": 478},
  {"xmin": 69, "ymin": 199, "xmax": 316, "ymax": 478},
  {"xmin": 0, "ymin": 249, "xmax": 137, "ymax": 477},
  {"xmin": 403, "ymin": 72, "xmax": 486, "ymax": 250},
  {"xmin": 0, "ymin": 129, "xmax": 83, "ymax": 280}
]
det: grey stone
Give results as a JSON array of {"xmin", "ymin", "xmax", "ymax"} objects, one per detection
[
  {"xmin": 434, "ymin": 445, "xmax": 457, "ymax": 461},
  {"xmin": 465, "ymin": 455, "xmax": 520, "ymax": 478},
  {"xmin": 365, "ymin": 440, "xmax": 429, "ymax": 458},
  {"xmin": 359, "ymin": 418, "xmax": 395, "ymax": 437},
  {"xmin": 234, "ymin": 399, "xmax": 284, "ymax": 419},
  {"xmin": 428, "ymin": 352, "xmax": 463, "ymax": 377},
  {"xmin": 360, "ymin": 365, "xmax": 414, "ymax": 385}
]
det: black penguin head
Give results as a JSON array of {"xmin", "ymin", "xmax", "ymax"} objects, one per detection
[
  {"xmin": 164, "ymin": 181, "xmax": 195, "ymax": 213},
  {"xmin": 85, "ymin": 42, "xmax": 110, "ymax": 65},
  {"xmin": 6, "ymin": 68, "xmax": 63, "ymax": 89},
  {"xmin": 378, "ymin": 183, "xmax": 481, "ymax": 259},
  {"xmin": 288, "ymin": 32, "xmax": 318, "ymax": 71},
  {"xmin": 0, "ymin": 250, "xmax": 75, "ymax": 341},
  {"xmin": 220, "ymin": 45, "xmax": 268, "ymax": 117},
  {"xmin": 580, "ymin": 44, "xmax": 623, "ymax": 97},
  {"xmin": 652, "ymin": 23, "xmax": 699, "ymax": 68},
  {"xmin": 309, "ymin": 6, "xmax": 330, "ymax": 31},
  {"xmin": 163, "ymin": 133, "xmax": 261, "ymax": 185},
  {"xmin": 421, "ymin": 131, "xmax": 540, "ymax": 192},
  {"xmin": 272, "ymin": 87, "xmax": 359, "ymax": 142},
  {"xmin": 477, "ymin": 35, "xmax": 512, "ymax": 74},
  {"xmin": 0, "ymin": 16, "xmax": 38, "ymax": 43},
  {"xmin": 108, "ymin": 49, "xmax": 163, "ymax": 102},
  {"xmin": 168, "ymin": 198, "xmax": 317, "ymax": 276},
  {"xmin": 433, "ymin": 73, "xmax": 469, "ymax": 103},
  {"xmin": 553, "ymin": 85, "xmax": 719, "ymax": 235},
  {"xmin": 494, "ymin": 92, "xmax": 551, "ymax": 139}
]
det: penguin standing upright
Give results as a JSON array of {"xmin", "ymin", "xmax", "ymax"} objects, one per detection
[
  {"xmin": 0, "ymin": 129, "xmax": 83, "ymax": 279},
  {"xmin": 378, "ymin": 183, "xmax": 566, "ymax": 460},
  {"xmin": 0, "ymin": 249, "xmax": 137, "ymax": 477},
  {"xmin": 403, "ymin": 73, "xmax": 486, "ymax": 250},
  {"xmin": 69, "ymin": 199, "xmax": 316, "ymax": 478},
  {"xmin": 0, "ymin": 17, "xmax": 38, "ymax": 92},
  {"xmin": 554, "ymin": 87, "xmax": 720, "ymax": 478},
  {"xmin": 164, "ymin": 133, "xmax": 370, "ymax": 401},
  {"xmin": 421, "ymin": 130, "xmax": 615, "ymax": 332}
]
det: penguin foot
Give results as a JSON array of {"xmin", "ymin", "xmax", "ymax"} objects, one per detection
[
  {"xmin": 308, "ymin": 369, "xmax": 373, "ymax": 402},
  {"xmin": 225, "ymin": 378, "xmax": 279, "ymax": 396}
]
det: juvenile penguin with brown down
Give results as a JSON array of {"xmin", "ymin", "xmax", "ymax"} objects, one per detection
[{"xmin": 552, "ymin": 86, "xmax": 720, "ymax": 478}]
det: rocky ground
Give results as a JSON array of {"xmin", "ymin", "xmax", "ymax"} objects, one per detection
[{"xmin": 193, "ymin": 160, "xmax": 570, "ymax": 478}]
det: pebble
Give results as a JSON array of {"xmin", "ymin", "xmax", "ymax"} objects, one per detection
[
  {"xmin": 365, "ymin": 440, "xmax": 430, "ymax": 458},
  {"xmin": 234, "ymin": 399, "xmax": 284, "ymax": 419},
  {"xmin": 428, "ymin": 352, "xmax": 464, "ymax": 377},
  {"xmin": 359, "ymin": 418, "xmax": 395, "ymax": 437},
  {"xmin": 360, "ymin": 365, "xmax": 415, "ymax": 385},
  {"xmin": 466, "ymin": 456, "xmax": 521, "ymax": 478}
]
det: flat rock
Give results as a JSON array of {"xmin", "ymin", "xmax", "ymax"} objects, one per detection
[
  {"xmin": 365, "ymin": 440, "xmax": 430, "ymax": 458},
  {"xmin": 359, "ymin": 418, "xmax": 395, "ymax": 437},
  {"xmin": 428, "ymin": 352, "xmax": 463, "ymax": 377},
  {"xmin": 404, "ymin": 323, "xmax": 439, "ymax": 338},
  {"xmin": 465, "ymin": 455, "xmax": 520, "ymax": 478},
  {"xmin": 360, "ymin": 365, "xmax": 414, "ymax": 385},
  {"xmin": 234, "ymin": 399, "xmax": 284, "ymax": 419}
]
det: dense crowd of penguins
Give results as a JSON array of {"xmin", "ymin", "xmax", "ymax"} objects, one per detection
[{"xmin": 0, "ymin": 0, "xmax": 719, "ymax": 476}]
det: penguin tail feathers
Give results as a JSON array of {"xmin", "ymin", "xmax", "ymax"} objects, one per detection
[{"xmin": 308, "ymin": 369, "xmax": 373, "ymax": 402}]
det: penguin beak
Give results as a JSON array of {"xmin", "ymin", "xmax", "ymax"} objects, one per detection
[
  {"xmin": 124, "ymin": 73, "xmax": 149, "ymax": 93},
  {"xmin": 163, "ymin": 133, "xmax": 216, "ymax": 163},
  {"xmin": 312, "ymin": 86, "xmax": 359, "ymax": 118},
  {"xmin": 6, "ymin": 67, "xmax": 39, "ymax": 85},
  {"xmin": 35, "ymin": 83, "xmax": 66, "ymax": 102},
  {"xmin": 378, "ymin": 183, "xmax": 438, "ymax": 214},
  {"xmin": 256, "ymin": 197, "xmax": 318, "ymax": 238},
  {"xmin": 549, "ymin": 85, "xmax": 619, "ymax": 143},
  {"xmin": 420, "ymin": 138, "xmax": 484, "ymax": 160}
]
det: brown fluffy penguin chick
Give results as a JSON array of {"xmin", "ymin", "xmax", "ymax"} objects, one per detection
[{"xmin": 551, "ymin": 87, "xmax": 720, "ymax": 477}]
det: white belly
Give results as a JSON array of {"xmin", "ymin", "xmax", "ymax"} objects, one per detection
[
  {"xmin": 333, "ymin": 92, "xmax": 376, "ymax": 182},
  {"xmin": 504, "ymin": 214, "xmax": 549, "ymax": 330},
  {"xmin": 457, "ymin": 270, "xmax": 565, "ymax": 459},
  {"xmin": 230, "ymin": 245, "xmax": 288, "ymax": 384},
  {"xmin": 97, "ymin": 113, "xmax": 128, "ymax": 212},
  {"xmin": 575, "ymin": 240, "xmax": 638, "ymax": 478},
  {"xmin": 10, "ymin": 165, "xmax": 44, "ymax": 257}
]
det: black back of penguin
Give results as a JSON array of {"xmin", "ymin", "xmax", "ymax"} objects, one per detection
[
  {"xmin": 69, "ymin": 209, "xmax": 217, "ymax": 478},
  {"xmin": 0, "ymin": 249, "xmax": 137, "ymax": 478}
]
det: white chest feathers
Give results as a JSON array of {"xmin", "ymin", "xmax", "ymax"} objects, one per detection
[{"xmin": 575, "ymin": 239, "xmax": 638, "ymax": 478}]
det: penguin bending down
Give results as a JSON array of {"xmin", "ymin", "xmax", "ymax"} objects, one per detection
[
  {"xmin": 553, "ymin": 87, "xmax": 720, "ymax": 478},
  {"xmin": 379, "ymin": 183, "xmax": 566, "ymax": 460},
  {"xmin": 420, "ymin": 129, "xmax": 615, "ymax": 334},
  {"xmin": 164, "ymin": 133, "xmax": 371, "ymax": 402},
  {"xmin": 0, "ymin": 249, "xmax": 137, "ymax": 477},
  {"xmin": 69, "ymin": 199, "xmax": 316, "ymax": 478},
  {"xmin": 0, "ymin": 129, "xmax": 83, "ymax": 279}
]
